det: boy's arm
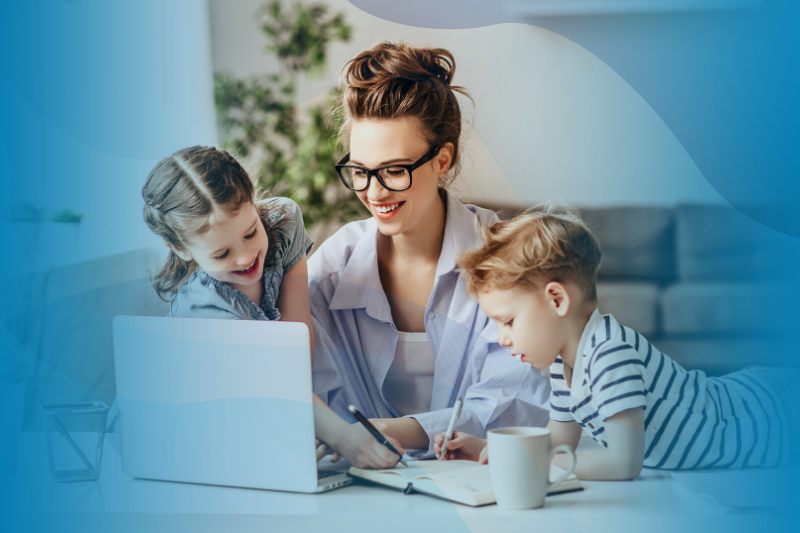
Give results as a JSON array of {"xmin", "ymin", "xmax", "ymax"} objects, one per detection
[
  {"xmin": 552, "ymin": 407, "xmax": 645, "ymax": 481},
  {"xmin": 547, "ymin": 418, "xmax": 582, "ymax": 449}
]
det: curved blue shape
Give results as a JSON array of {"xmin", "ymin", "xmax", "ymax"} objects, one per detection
[
  {"xmin": 350, "ymin": 0, "xmax": 515, "ymax": 29},
  {"xmin": 352, "ymin": 0, "xmax": 800, "ymax": 237}
]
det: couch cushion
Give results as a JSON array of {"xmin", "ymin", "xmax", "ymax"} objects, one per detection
[
  {"xmin": 478, "ymin": 203, "xmax": 676, "ymax": 282},
  {"xmin": 675, "ymin": 204, "xmax": 795, "ymax": 280},
  {"xmin": 652, "ymin": 338, "xmax": 789, "ymax": 377},
  {"xmin": 580, "ymin": 207, "xmax": 676, "ymax": 281},
  {"xmin": 596, "ymin": 282, "xmax": 660, "ymax": 337},
  {"xmin": 661, "ymin": 282, "xmax": 794, "ymax": 334}
]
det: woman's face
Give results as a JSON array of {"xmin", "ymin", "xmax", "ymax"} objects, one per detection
[{"xmin": 349, "ymin": 118, "xmax": 451, "ymax": 237}]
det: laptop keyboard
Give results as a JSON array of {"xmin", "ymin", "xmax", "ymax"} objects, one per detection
[{"xmin": 318, "ymin": 469, "xmax": 344, "ymax": 480}]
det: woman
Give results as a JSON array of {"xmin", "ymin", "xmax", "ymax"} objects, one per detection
[{"xmin": 309, "ymin": 42, "xmax": 550, "ymax": 458}]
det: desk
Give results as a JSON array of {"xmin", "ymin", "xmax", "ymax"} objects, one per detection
[{"xmin": 2, "ymin": 433, "xmax": 788, "ymax": 533}]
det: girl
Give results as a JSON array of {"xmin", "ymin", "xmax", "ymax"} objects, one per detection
[
  {"xmin": 309, "ymin": 42, "xmax": 551, "ymax": 459},
  {"xmin": 142, "ymin": 145, "xmax": 404, "ymax": 469}
]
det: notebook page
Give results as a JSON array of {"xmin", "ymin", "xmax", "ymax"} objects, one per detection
[{"xmin": 379, "ymin": 460, "xmax": 489, "ymax": 496}]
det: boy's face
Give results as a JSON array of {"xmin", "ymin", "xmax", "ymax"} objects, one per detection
[
  {"xmin": 173, "ymin": 202, "xmax": 269, "ymax": 295},
  {"xmin": 477, "ymin": 285, "xmax": 566, "ymax": 370}
]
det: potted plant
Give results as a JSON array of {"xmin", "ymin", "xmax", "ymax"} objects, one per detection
[{"xmin": 214, "ymin": 1, "xmax": 367, "ymax": 241}]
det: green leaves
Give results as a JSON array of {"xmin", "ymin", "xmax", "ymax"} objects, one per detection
[
  {"xmin": 258, "ymin": 1, "xmax": 352, "ymax": 76},
  {"xmin": 214, "ymin": 1, "xmax": 365, "ymax": 228}
]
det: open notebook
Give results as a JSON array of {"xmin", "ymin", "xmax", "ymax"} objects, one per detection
[{"xmin": 349, "ymin": 460, "xmax": 582, "ymax": 507}]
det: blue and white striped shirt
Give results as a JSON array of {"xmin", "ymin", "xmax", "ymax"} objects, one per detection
[
  {"xmin": 550, "ymin": 309, "xmax": 789, "ymax": 469},
  {"xmin": 308, "ymin": 190, "xmax": 551, "ymax": 458}
]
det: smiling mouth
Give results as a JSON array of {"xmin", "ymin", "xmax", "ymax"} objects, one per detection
[
  {"xmin": 232, "ymin": 255, "xmax": 259, "ymax": 276},
  {"xmin": 373, "ymin": 202, "xmax": 404, "ymax": 213}
]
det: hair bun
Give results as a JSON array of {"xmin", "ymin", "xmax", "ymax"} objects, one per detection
[
  {"xmin": 339, "ymin": 42, "xmax": 471, "ymax": 189},
  {"xmin": 344, "ymin": 42, "xmax": 455, "ymax": 90}
]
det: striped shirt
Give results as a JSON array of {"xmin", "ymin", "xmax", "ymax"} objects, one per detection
[
  {"xmin": 550, "ymin": 309, "xmax": 789, "ymax": 469},
  {"xmin": 309, "ymin": 190, "xmax": 551, "ymax": 459}
]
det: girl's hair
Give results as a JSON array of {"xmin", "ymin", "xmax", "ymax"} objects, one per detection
[
  {"xmin": 142, "ymin": 145, "xmax": 278, "ymax": 301},
  {"xmin": 457, "ymin": 203, "xmax": 603, "ymax": 302},
  {"xmin": 338, "ymin": 42, "xmax": 471, "ymax": 188}
]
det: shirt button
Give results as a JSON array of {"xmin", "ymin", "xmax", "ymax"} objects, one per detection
[{"xmin": 427, "ymin": 311, "xmax": 435, "ymax": 319}]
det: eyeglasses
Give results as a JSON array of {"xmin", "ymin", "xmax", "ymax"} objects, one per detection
[{"xmin": 335, "ymin": 146, "xmax": 440, "ymax": 192}]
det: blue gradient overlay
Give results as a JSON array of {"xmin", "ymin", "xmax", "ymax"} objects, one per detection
[{"xmin": 1, "ymin": 0, "xmax": 798, "ymax": 531}]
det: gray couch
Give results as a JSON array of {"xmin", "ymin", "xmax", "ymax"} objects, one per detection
[
  {"xmin": 10, "ymin": 203, "xmax": 791, "ymax": 429},
  {"xmin": 484, "ymin": 203, "xmax": 794, "ymax": 376}
]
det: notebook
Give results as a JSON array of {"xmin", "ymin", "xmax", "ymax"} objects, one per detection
[{"xmin": 349, "ymin": 460, "xmax": 582, "ymax": 507}]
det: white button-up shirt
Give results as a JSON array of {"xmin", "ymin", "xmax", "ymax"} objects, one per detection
[{"xmin": 308, "ymin": 190, "xmax": 551, "ymax": 457}]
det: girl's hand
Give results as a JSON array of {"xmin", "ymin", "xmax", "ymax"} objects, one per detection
[
  {"xmin": 433, "ymin": 431, "xmax": 487, "ymax": 462},
  {"xmin": 331, "ymin": 423, "xmax": 406, "ymax": 469}
]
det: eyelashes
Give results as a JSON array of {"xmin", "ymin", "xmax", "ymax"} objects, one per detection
[{"xmin": 214, "ymin": 227, "xmax": 258, "ymax": 260}]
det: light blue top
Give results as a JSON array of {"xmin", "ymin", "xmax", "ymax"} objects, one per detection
[
  {"xmin": 168, "ymin": 197, "xmax": 313, "ymax": 321},
  {"xmin": 308, "ymin": 190, "xmax": 551, "ymax": 458}
]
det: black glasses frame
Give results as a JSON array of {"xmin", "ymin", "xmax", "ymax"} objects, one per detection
[{"xmin": 334, "ymin": 146, "xmax": 440, "ymax": 192}]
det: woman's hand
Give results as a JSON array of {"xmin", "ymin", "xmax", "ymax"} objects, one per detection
[
  {"xmin": 315, "ymin": 440, "xmax": 334, "ymax": 461},
  {"xmin": 328, "ymin": 423, "xmax": 406, "ymax": 469},
  {"xmin": 433, "ymin": 431, "xmax": 487, "ymax": 463}
]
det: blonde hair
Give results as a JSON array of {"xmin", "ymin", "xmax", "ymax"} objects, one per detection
[{"xmin": 458, "ymin": 203, "xmax": 602, "ymax": 301}]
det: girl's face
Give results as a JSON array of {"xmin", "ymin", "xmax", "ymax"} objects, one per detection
[
  {"xmin": 349, "ymin": 118, "xmax": 451, "ymax": 237},
  {"xmin": 172, "ymin": 202, "xmax": 269, "ymax": 295}
]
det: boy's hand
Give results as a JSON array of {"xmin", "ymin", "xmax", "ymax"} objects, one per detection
[
  {"xmin": 478, "ymin": 445, "xmax": 489, "ymax": 465},
  {"xmin": 433, "ymin": 431, "xmax": 487, "ymax": 462}
]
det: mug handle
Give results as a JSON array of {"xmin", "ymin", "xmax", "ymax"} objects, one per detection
[{"xmin": 547, "ymin": 444, "xmax": 576, "ymax": 492}]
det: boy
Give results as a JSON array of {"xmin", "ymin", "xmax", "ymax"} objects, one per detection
[{"xmin": 434, "ymin": 204, "xmax": 795, "ymax": 480}]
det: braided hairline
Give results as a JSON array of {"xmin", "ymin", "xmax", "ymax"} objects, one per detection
[{"xmin": 173, "ymin": 153, "xmax": 215, "ymax": 207}]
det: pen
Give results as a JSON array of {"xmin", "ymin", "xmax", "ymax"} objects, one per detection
[
  {"xmin": 348, "ymin": 405, "xmax": 408, "ymax": 467},
  {"xmin": 438, "ymin": 397, "xmax": 463, "ymax": 460}
]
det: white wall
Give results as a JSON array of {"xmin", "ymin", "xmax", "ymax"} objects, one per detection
[
  {"xmin": 10, "ymin": 0, "xmax": 218, "ymax": 274},
  {"xmin": 208, "ymin": 0, "xmax": 726, "ymax": 208}
]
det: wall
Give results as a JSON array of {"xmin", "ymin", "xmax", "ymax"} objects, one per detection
[
  {"xmin": 2, "ymin": 0, "xmax": 218, "ymax": 275},
  {"xmin": 208, "ymin": 0, "xmax": 727, "ymax": 208}
]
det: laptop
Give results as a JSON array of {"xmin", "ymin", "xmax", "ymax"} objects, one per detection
[{"xmin": 112, "ymin": 316, "xmax": 353, "ymax": 493}]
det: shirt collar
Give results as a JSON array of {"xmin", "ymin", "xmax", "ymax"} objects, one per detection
[
  {"xmin": 328, "ymin": 190, "xmax": 487, "ymax": 313},
  {"xmin": 327, "ymin": 219, "xmax": 381, "ymax": 312},
  {"xmin": 435, "ymin": 189, "xmax": 488, "ymax": 278},
  {"xmin": 571, "ymin": 307, "xmax": 603, "ymax": 387}
]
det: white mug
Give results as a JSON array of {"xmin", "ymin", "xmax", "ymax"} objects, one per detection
[{"xmin": 487, "ymin": 427, "xmax": 576, "ymax": 510}]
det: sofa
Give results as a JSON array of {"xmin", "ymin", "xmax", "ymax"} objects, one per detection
[
  {"xmin": 9, "ymin": 204, "xmax": 794, "ymax": 429},
  {"xmin": 482, "ymin": 202, "xmax": 796, "ymax": 377}
]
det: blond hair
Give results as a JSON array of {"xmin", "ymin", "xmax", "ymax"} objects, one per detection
[{"xmin": 458, "ymin": 203, "xmax": 602, "ymax": 301}]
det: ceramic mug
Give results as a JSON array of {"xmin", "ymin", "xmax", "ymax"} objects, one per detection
[{"xmin": 487, "ymin": 427, "xmax": 576, "ymax": 509}]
